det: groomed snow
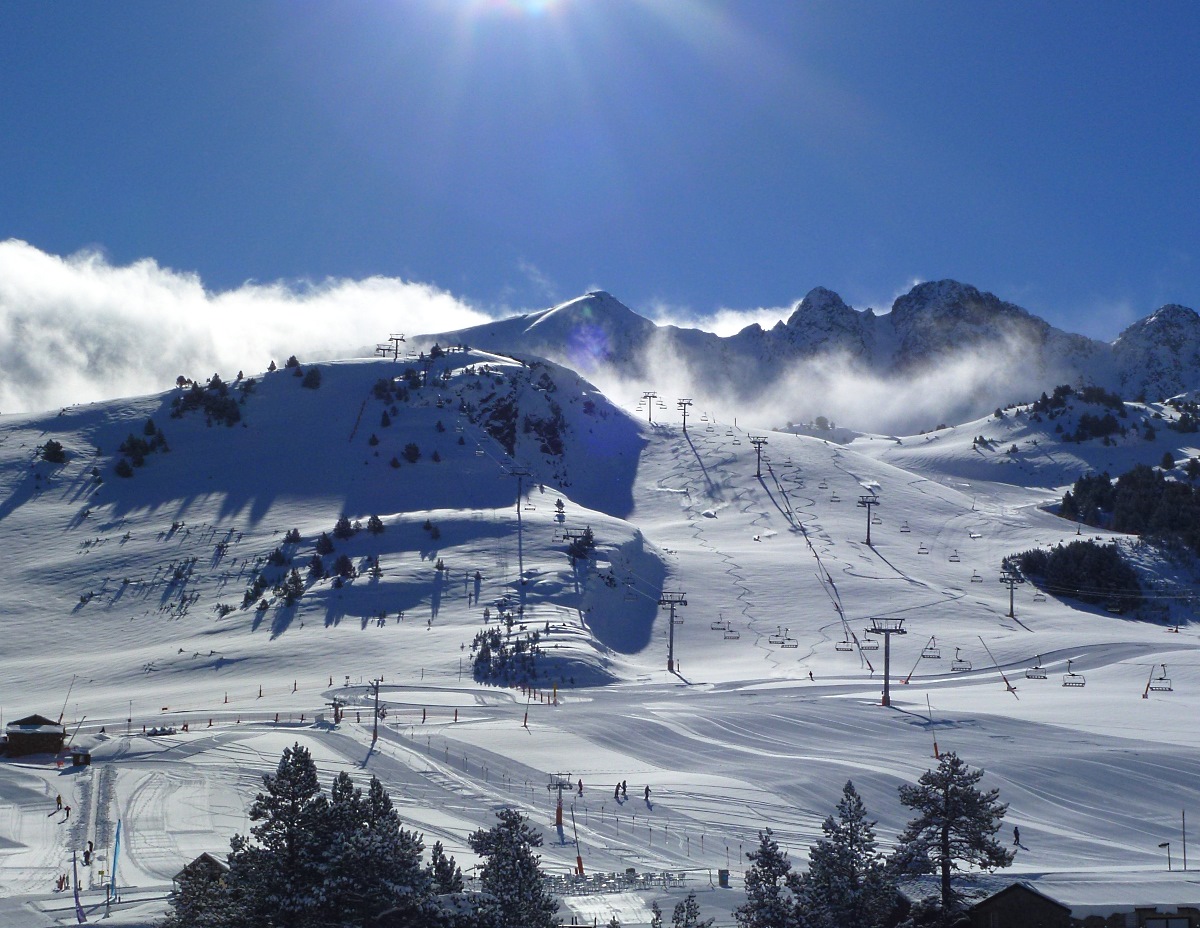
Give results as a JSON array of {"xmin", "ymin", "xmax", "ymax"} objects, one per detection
[{"xmin": 2, "ymin": 354, "xmax": 1199, "ymax": 925}]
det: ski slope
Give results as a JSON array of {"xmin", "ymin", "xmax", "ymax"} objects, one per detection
[{"xmin": 1, "ymin": 352, "xmax": 1199, "ymax": 925}]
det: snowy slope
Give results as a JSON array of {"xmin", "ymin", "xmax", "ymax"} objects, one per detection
[{"xmin": 2, "ymin": 354, "xmax": 1200, "ymax": 925}]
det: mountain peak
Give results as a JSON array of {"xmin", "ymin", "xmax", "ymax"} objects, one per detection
[{"xmin": 785, "ymin": 287, "xmax": 854, "ymax": 327}]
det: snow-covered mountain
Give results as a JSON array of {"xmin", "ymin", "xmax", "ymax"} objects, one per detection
[
  {"xmin": 432, "ymin": 281, "xmax": 1200, "ymax": 429},
  {"xmin": 5, "ymin": 345, "xmax": 1200, "ymax": 925}
]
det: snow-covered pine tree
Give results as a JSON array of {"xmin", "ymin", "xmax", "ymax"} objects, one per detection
[
  {"xmin": 160, "ymin": 859, "xmax": 242, "ymax": 928},
  {"xmin": 429, "ymin": 840, "xmax": 464, "ymax": 894},
  {"xmin": 734, "ymin": 828, "xmax": 803, "ymax": 928},
  {"xmin": 797, "ymin": 780, "xmax": 895, "ymax": 928},
  {"xmin": 320, "ymin": 773, "xmax": 433, "ymax": 927},
  {"xmin": 467, "ymin": 808, "xmax": 557, "ymax": 928},
  {"xmin": 894, "ymin": 753, "xmax": 1014, "ymax": 914},
  {"xmin": 231, "ymin": 742, "xmax": 328, "ymax": 927}
]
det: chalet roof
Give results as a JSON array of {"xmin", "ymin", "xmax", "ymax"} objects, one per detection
[
  {"xmin": 970, "ymin": 882, "xmax": 1071, "ymax": 913},
  {"xmin": 6, "ymin": 714, "xmax": 64, "ymax": 733},
  {"xmin": 173, "ymin": 852, "xmax": 229, "ymax": 883}
]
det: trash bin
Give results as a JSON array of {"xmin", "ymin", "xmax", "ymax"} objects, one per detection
[{"xmin": 718, "ymin": 869, "xmax": 730, "ymax": 888}]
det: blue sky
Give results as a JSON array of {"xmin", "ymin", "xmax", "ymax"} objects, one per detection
[{"xmin": 2, "ymin": 0, "xmax": 1198, "ymax": 339}]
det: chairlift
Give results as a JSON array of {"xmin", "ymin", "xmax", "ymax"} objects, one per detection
[
  {"xmin": 1062, "ymin": 658, "xmax": 1086, "ymax": 687},
  {"xmin": 951, "ymin": 648, "xmax": 972, "ymax": 672},
  {"xmin": 872, "ymin": 515, "xmax": 883, "ymax": 525},
  {"xmin": 970, "ymin": 570, "xmax": 983, "ymax": 583},
  {"xmin": 1105, "ymin": 601, "xmax": 1124, "ymax": 614},
  {"xmin": 1149, "ymin": 663, "xmax": 1173, "ymax": 693},
  {"xmin": 1025, "ymin": 655, "xmax": 1047, "ymax": 680},
  {"xmin": 780, "ymin": 629, "xmax": 799, "ymax": 649},
  {"xmin": 818, "ymin": 479, "xmax": 829, "ymax": 490},
  {"xmin": 710, "ymin": 618, "xmax": 728, "ymax": 631},
  {"xmin": 706, "ymin": 425, "xmax": 715, "ymax": 433},
  {"xmin": 921, "ymin": 637, "xmax": 941, "ymax": 660},
  {"xmin": 948, "ymin": 550, "xmax": 961, "ymax": 563},
  {"xmin": 859, "ymin": 635, "xmax": 880, "ymax": 652},
  {"xmin": 732, "ymin": 438, "xmax": 742, "ymax": 445},
  {"xmin": 830, "ymin": 493, "xmax": 841, "ymax": 503},
  {"xmin": 724, "ymin": 626, "xmax": 741, "ymax": 640},
  {"xmin": 726, "ymin": 430, "xmax": 735, "ymax": 437},
  {"xmin": 900, "ymin": 521, "xmax": 911, "ymax": 533},
  {"xmin": 917, "ymin": 543, "xmax": 930, "ymax": 555},
  {"xmin": 769, "ymin": 626, "xmax": 786, "ymax": 645},
  {"xmin": 523, "ymin": 503, "xmax": 536, "ymax": 511},
  {"xmin": 1033, "ymin": 591, "xmax": 1046, "ymax": 602},
  {"xmin": 835, "ymin": 638, "xmax": 854, "ymax": 652}
]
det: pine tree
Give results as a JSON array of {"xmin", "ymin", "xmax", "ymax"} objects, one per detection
[
  {"xmin": 315, "ymin": 532, "xmax": 335, "ymax": 555},
  {"xmin": 467, "ymin": 808, "xmax": 558, "ymax": 928},
  {"xmin": 334, "ymin": 515, "xmax": 354, "ymax": 539},
  {"xmin": 368, "ymin": 514, "xmax": 385, "ymax": 535},
  {"xmin": 160, "ymin": 860, "xmax": 242, "ymax": 928},
  {"xmin": 735, "ymin": 829, "xmax": 802, "ymax": 928},
  {"xmin": 230, "ymin": 742, "xmax": 328, "ymax": 927},
  {"xmin": 672, "ymin": 892, "xmax": 714, "ymax": 928},
  {"xmin": 320, "ymin": 773, "xmax": 432, "ymax": 927},
  {"xmin": 894, "ymin": 753, "xmax": 1014, "ymax": 913},
  {"xmin": 280, "ymin": 569, "xmax": 304, "ymax": 606},
  {"xmin": 798, "ymin": 781, "xmax": 895, "ymax": 928},
  {"xmin": 429, "ymin": 840, "xmax": 464, "ymax": 894}
]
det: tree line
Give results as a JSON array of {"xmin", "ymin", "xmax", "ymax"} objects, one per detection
[{"xmin": 163, "ymin": 747, "xmax": 1010, "ymax": 928}]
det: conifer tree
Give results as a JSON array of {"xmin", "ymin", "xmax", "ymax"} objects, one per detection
[
  {"xmin": 672, "ymin": 892, "xmax": 714, "ymax": 927},
  {"xmin": 798, "ymin": 781, "xmax": 894, "ymax": 928},
  {"xmin": 229, "ymin": 742, "xmax": 328, "ymax": 927},
  {"xmin": 894, "ymin": 753, "xmax": 1014, "ymax": 914},
  {"xmin": 467, "ymin": 808, "xmax": 557, "ymax": 928},
  {"xmin": 429, "ymin": 840, "xmax": 464, "ymax": 894},
  {"xmin": 735, "ymin": 829, "xmax": 802, "ymax": 928}
]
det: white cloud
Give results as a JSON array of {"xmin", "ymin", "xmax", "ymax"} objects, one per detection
[
  {"xmin": 647, "ymin": 299, "xmax": 790, "ymax": 337},
  {"xmin": 0, "ymin": 240, "xmax": 491, "ymax": 414}
]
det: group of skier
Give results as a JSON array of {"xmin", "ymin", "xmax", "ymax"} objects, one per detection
[{"xmin": 607, "ymin": 779, "xmax": 652, "ymax": 803}]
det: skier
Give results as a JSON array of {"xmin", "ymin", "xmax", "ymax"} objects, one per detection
[
  {"xmin": 56, "ymin": 794, "xmax": 62, "ymax": 810},
  {"xmin": 577, "ymin": 778, "xmax": 583, "ymax": 797},
  {"xmin": 614, "ymin": 783, "xmax": 621, "ymax": 800},
  {"xmin": 64, "ymin": 805, "xmax": 71, "ymax": 820},
  {"xmin": 1013, "ymin": 825, "xmax": 1020, "ymax": 846},
  {"xmin": 621, "ymin": 780, "xmax": 628, "ymax": 800},
  {"xmin": 644, "ymin": 785, "xmax": 651, "ymax": 801},
  {"xmin": 808, "ymin": 671, "xmax": 815, "ymax": 681}
]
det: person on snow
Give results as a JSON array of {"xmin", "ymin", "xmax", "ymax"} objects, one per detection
[
  {"xmin": 577, "ymin": 779, "xmax": 583, "ymax": 796},
  {"xmin": 56, "ymin": 794, "xmax": 62, "ymax": 810},
  {"xmin": 614, "ymin": 783, "xmax": 621, "ymax": 800},
  {"xmin": 621, "ymin": 780, "xmax": 628, "ymax": 800},
  {"xmin": 644, "ymin": 785, "xmax": 651, "ymax": 801},
  {"xmin": 1013, "ymin": 825, "xmax": 1020, "ymax": 846}
]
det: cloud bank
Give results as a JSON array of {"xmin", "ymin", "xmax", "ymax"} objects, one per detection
[{"xmin": 0, "ymin": 240, "xmax": 491, "ymax": 414}]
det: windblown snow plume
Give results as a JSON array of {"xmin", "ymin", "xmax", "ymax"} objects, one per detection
[{"xmin": 0, "ymin": 240, "xmax": 490, "ymax": 414}]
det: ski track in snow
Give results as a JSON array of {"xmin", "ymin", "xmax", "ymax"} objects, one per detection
[{"xmin": 3, "ymin": 356, "xmax": 1200, "ymax": 922}]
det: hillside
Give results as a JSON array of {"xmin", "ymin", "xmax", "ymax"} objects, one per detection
[{"xmin": 2, "ymin": 353, "xmax": 1200, "ymax": 925}]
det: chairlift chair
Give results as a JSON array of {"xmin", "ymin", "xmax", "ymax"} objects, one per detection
[
  {"xmin": 921, "ymin": 637, "xmax": 941, "ymax": 660},
  {"xmin": 830, "ymin": 493, "xmax": 841, "ymax": 503},
  {"xmin": 724, "ymin": 626, "xmax": 741, "ymax": 640},
  {"xmin": 900, "ymin": 521, "xmax": 911, "ymax": 533},
  {"xmin": 872, "ymin": 515, "xmax": 883, "ymax": 525},
  {"xmin": 917, "ymin": 543, "xmax": 930, "ymax": 555},
  {"xmin": 948, "ymin": 550, "xmax": 961, "ymax": 563},
  {"xmin": 835, "ymin": 638, "xmax": 854, "ymax": 652},
  {"xmin": 1033, "ymin": 590, "xmax": 1046, "ymax": 602},
  {"xmin": 970, "ymin": 570, "xmax": 983, "ymax": 583},
  {"xmin": 1025, "ymin": 655, "xmax": 1047, "ymax": 679},
  {"xmin": 769, "ymin": 626, "xmax": 786, "ymax": 645},
  {"xmin": 1149, "ymin": 664, "xmax": 1173, "ymax": 692},
  {"xmin": 859, "ymin": 635, "xmax": 880, "ymax": 651},
  {"xmin": 818, "ymin": 479, "xmax": 829, "ymax": 490},
  {"xmin": 780, "ymin": 629, "xmax": 799, "ymax": 649},
  {"xmin": 710, "ymin": 618, "xmax": 728, "ymax": 631},
  {"xmin": 1062, "ymin": 658, "xmax": 1086, "ymax": 687},
  {"xmin": 951, "ymin": 648, "xmax": 972, "ymax": 672},
  {"xmin": 732, "ymin": 438, "xmax": 742, "ymax": 445}
]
